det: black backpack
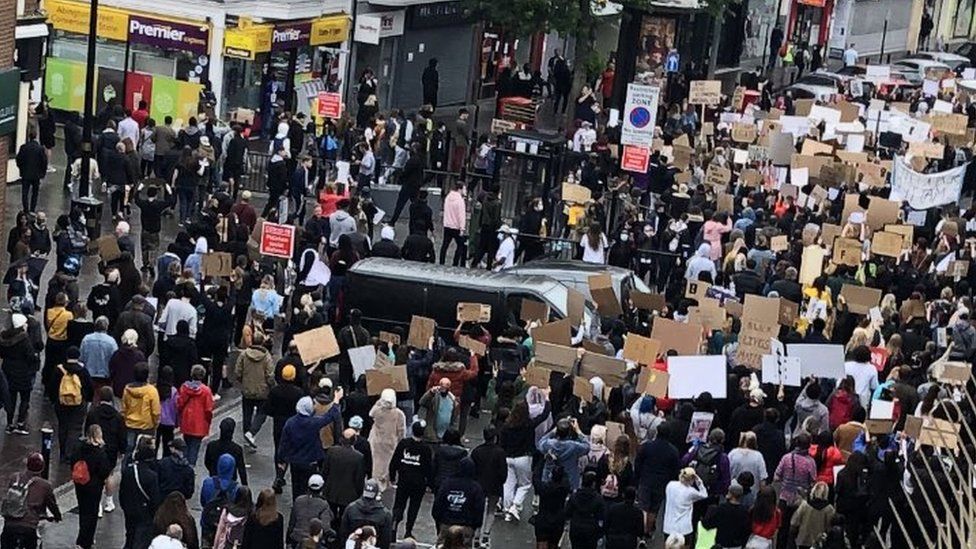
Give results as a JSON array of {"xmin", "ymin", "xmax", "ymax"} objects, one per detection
[
  {"xmin": 201, "ymin": 477, "xmax": 234, "ymax": 541},
  {"xmin": 690, "ymin": 445, "xmax": 719, "ymax": 489}
]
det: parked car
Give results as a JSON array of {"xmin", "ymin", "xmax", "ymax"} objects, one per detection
[
  {"xmin": 346, "ymin": 258, "xmax": 598, "ymax": 338},
  {"xmin": 505, "ymin": 259, "xmax": 651, "ymax": 312},
  {"xmin": 911, "ymin": 51, "xmax": 971, "ymax": 74},
  {"xmin": 782, "ymin": 73, "xmax": 844, "ymax": 101},
  {"xmin": 954, "ymin": 41, "xmax": 976, "ymax": 62},
  {"xmin": 890, "ymin": 59, "xmax": 952, "ymax": 85}
]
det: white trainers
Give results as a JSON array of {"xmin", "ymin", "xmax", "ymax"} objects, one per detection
[
  {"xmin": 103, "ymin": 497, "xmax": 115, "ymax": 513},
  {"xmin": 244, "ymin": 432, "xmax": 257, "ymax": 448},
  {"xmin": 213, "ymin": 393, "xmax": 222, "ymax": 402},
  {"xmin": 506, "ymin": 505, "xmax": 520, "ymax": 522}
]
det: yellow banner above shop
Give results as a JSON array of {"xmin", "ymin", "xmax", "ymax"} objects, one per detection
[
  {"xmin": 47, "ymin": 0, "xmax": 129, "ymax": 41},
  {"xmin": 224, "ymin": 25, "xmax": 273, "ymax": 59},
  {"xmin": 310, "ymin": 15, "xmax": 350, "ymax": 46}
]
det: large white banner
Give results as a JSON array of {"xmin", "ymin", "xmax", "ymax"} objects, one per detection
[
  {"xmin": 621, "ymin": 84, "xmax": 660, "ymax": 147},
  {"xmin": 890, "ymin": 155, "xmax": 968, "ymax": 210}
]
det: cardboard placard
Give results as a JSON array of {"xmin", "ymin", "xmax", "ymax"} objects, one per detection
[
  {"xmin": 532, "ymin": 318, "xmax": 573, "ymax": 347},
  {"xmin": 520, "ymin": 299, "xmax": 550, "ymax": 323},
  {"xmin": 378, "ymin": 331, "xmax": 400, "ymax": 346},
  {"xmin": 741, "ymin": 168, "xmax": 763, "ymax": 186},
  {"xmin": 533, "ymin": 341, "xmax": 578, "ymax": 374},
  {"xmin": 623, "ymin": 334, "xmax": 662, "ymax": 365},
  {"xmin": 737, "ymin": 317, "xmax": 777, "ymax": 369},
  {"xmin": 674, "ymin": 134, "xmax": 690, "ymax": 147},
  {"xmin": 732, "ymin": 123, "xmax": 758, "ymax": 143},
  {"xmin": 293, "ymin": 325, "xmax": 340, "ymax": 364},
  {"xmin": 936, "ymin": 361, "xmax": 972, "ymax": 385},
  {"xmin": 867, "ymin": 197, "xmax": 901, "ymax": 230},
  {"xmin": 631, "ymin": 292, "xmax": 666, "ymax": 313},
  {"xmin": 407, "ymin": 315, "xmax": 436, "ymax": 349},
  {"xmin": 639, "ymin": 367, "xmax": 669, "ymax": 398},
  {"xmin": 858, "ymin": 162, "xmax": 887, "ymax": 187},
  {"xmin": 864, "ymin": 419, "xmax": 895, "ymax": 435},
  {"xmin": 908, "ymin": 141, "xmax": 944, "ymax": 159},
  {"xmin": 918, "ymin": 418, "xmax": 960, "ymax": 450},
  {"xmin": 580, "ymin": 352, "xmax": 628, "ymax": 387},
  {"xmin": 201, "ymin": 252, "xmax": 234, "ymax": 277},
  {"xmin": 930, "ymin": 112, "xmax": 968, "ymax": 135},
  {"xmin": 689, "ymin": 80, "xmax": 722, "ymax": 105},
  {"xmin": 900, "ymin": 299, "xmax": 927, "ymax": 322},
  {"xmin": 365, "ymin": 365, "xmax": 409, "ymax": 396},
  {"xmin": 794, "ymin": 98, "xmax": 815, "ymax": 116},
  {"xmin": 791, "ymin": 154, "xmax": 833, "ymax": 178},
  {"xmin": 458, "ymin": 335, "xmax": 487, "ymax": 356},
  {"xmin": 96, "ymin": 235, "xmax": 122, "ymax": 263},
  {"xmin": 800, "ymin": 140, "xmax": 834, "ymax": 156},
  {"xmin": 689, "ymin": 298, "xmax": 726, "ymax": 331},
  {"xmin": 349, "ymin": 345, "xmax": 378, "ymax": 380},
  {"xmin": 835, "ymin": 150, "xmax": 869, "ymax": 165},
  {"xmin": 949, "ymin": 260, "xmax": 970, "ymax": 278},
  {"xmin": 725, "ymin": 300, "xmax": 743, "ymax": 318},
  {"xmin": 871, "ymin": 231, "xmax": 903, "ymax": 258},
  {"xmin": 743, "ymin": 294, "xmax": 781, "ymax": 323},
  {"xmin": 374, "ymin": 352, "xmax": 394, "ymax": 370},
  {"xmin": 588, "ymin": 274, "xmax": 623, "ymax": 317},
  {"xmin": 567, "ymin": 288, "xmax": 587, "ymax": 326},
  {"xmin": 800, "ymin": 245, "xmax": 826, "ymax": 285},
  {"xmin": 731, "ymin": 86, "xmax": 746, "ymax": 111},
  {"xmin": 904, "ymin": 415, "xmax": 924, "ymax": 439},
  {"xmin": 769, "ymin": 131, "xmax": 795, "ymax": 165},
  {"xmin": 705, "ymin": 164, "xmax": 732, "ymax": 188},
  {"xmin": 717, "ymin": 192, "xmax": 735, "ymax": 214},
  {"xmin": 685, "ymin": 280, "xmax": 711, "ymax": 301},
  {"xmin": 605, "ymin": 421, "xmax": 626, "ymax": 446},
  {"xmin": 778, "ymin": 299, "xmax": 799, "ymax": 327},
  {"xmin": 884, "ymin": 224, "xmax": 913, "ymax": 249},
  {"xmin": 651, "ymin": 317, "xmax": 702, "ymax": 356},
  {"xmin": 581, "ymin": 339, "xmax": 610, "ymax": 356},
  {"xmin": 840, "ymin": 284, "xmax": 882, "ymax": 315},
  {"xmin": 838, "ymin": 101, "xmax": 861, "ymax": 123},
  {"xmin": 457, "ymin": 303, "xmax": 491, "ymax": 323},
  {"xmin": 573, "ymin": 376, "xmax": 593, "ymax": 403},
  {"xmin": 770, "ymin": 235, "xmax": 788, "ymax": 252},
  {"xmin": 523, "ymin": 367, "xmax": 551, "ymax": 389},
  {"xmin": 562, "ymin": 182, "xmax": 592, "ymax": 204},
  {"xmin": 832, "ymin": 238, "xmax": 863, "ymax": 267}
]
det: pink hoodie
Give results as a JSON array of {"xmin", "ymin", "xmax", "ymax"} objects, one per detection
[
  {"xmin": 443, "ymin": 190, "xmax": 466, "ymax": 231},
  {"xmin": 703, "ymin": 218, "xmax": 732, "ymax": 260}
]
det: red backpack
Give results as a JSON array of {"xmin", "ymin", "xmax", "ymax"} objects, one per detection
[{"xmin": 72, "ymin": 460, "xmax": 90, "ymax": 485}]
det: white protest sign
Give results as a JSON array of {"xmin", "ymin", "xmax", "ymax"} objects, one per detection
[
  {"xmin": 621, "ymin": 84, "xmax": 661, "ymax": 147},
  {"xmin": 348, "ymin": 345, "xmax": 378, "ymax": 380},
  {"xmin": 787, "ymin": 343, "xmax": 846, "ymax": 379},
  {"xmin": 923, "ymin": 79, "xmax": 939, "ymax": 97},
  {"xmin": 809, "ymin": 105, "xmax": 842, "ymax": 125},
  {"xmin": 846, "ymin": 133, "xmax": 865, "ymax": 152},
  {"xmin": 866, "ymin": 65, "xmax": 891, "ymax": 80},
  {"xmin": 762, "ymin": 355, "xmax": 802, "ymax": 386},
  {"xmin": 870, "ymin": 399, "xmax": 895, "ymax": 419},
  {"xmin": 667, "ymin": 355, "xmax": 727, "ymax": 399},
  {"xmin": 934, "ymin": 99, "xmax": 953, "ymax": 113},
  {"xmin": 779, "ymin": 116, "xmax": 812, "ymax": 137},
  {"xmin": 890, "ymin": 155, "xmax": 967, "ymax": 209},
  {"xmin": 791, "ymin": 166, "xmax": 809, "ymax": 188}
]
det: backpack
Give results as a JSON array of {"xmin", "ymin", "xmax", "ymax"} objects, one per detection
[
  {"xmin": 690, "ymin": 445, "xmax": 720, "ymax": 489},
  {"xmin": 272, "ymin": 137, "xmax": 286, "ymax": 157},
  {"xmin": 600, "ymin": 472, "xmax": 619, "ymax": 499},
  {"xmin": 1, "ymin": 474, "xmax": 34, "ymax": 519},
  {"xmin": 58, "ymin": 365, "xmax": 83, "ymax": 406},
  {"xmin": 201, "ymin": 478, "xmax": 235, "ymax": 540},
  {"xmin": 72, "ymin": 460, "xmax": 90, "ymax": 485}
]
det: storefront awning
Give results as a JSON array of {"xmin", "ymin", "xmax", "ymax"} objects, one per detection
[{"xmin": 16, "ymin": 23, "xmax": 50, "ymax": 39}]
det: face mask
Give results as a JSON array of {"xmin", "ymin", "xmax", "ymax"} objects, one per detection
[
  {"xmin": 534, "ymin": 203, "xmax": 544, "ymax": 212},
  {"xmin": 498, "ymin": 233, "xmax": 505, "ymax": 241},
  {"xmin": 620, "ymin": 234, "xmax": 629, "ymax": 242}
]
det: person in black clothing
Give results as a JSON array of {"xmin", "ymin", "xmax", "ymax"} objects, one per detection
[
  {"xmin": 49, "ymin": 346, "xmax": 95, "ymax": 463},
  {"xmin": 431, "ymin": 456, "xmax": 484, "ymax": 546},
  {"xmin": 161, "ymin": 320, "xmax": 197, "ymax": 386},
  {"xmin": 701, "ymin": 483, "xmax": 751, "ymax": 548},
  {"xmin": 199, "ymin": 285, "xmax": 234, "ymax": 391},
  {"xmin": 534, "ymin": 463, "xmax": 570, "ymax": 549},
  {"xmin": 603, "ymin": 487, "xmax": 643, "ymax": 549},
  {"xmin": 134, "ymin": 184, "xmax": 176, "ymax": 269},
  {"xmin": 401, "ymin": 232, "xmax": 436, "ymax": 263},
  {"xmin": 390, "ymin": 421, "xmax": 434, "ymax": 540},
  {"xmin": 16, "ymin": 131, "xmax": 48, "ymax": 213},
  {"xmin": 157, "ymin": 438, "xmax": 195, "ymax": 499},
  {"xmin": 422, "ymin": 58, "xmax": 439, "ymax": 109},
  {"xmin": 470, "ymin": 426, "xmax": 507, "ymax": 545},
  {"xmin": 120, "ymin": 437, "xmax": 161, "ymax": 549},
  {"xmin": 769, "ymin": 266, "xmax": 803, "ymax": 304},
  {"xmin": 408, "ymin": 190, "xmax": 434, "ymax": 237},
  {"xmin": 372, "ymin": 226, "xmax": 401, "ymax": 259},
  {"xmin": 72, "ymin": 424, "xmax": 112, "ymax": 549},
  {"xmin": 733, "ymin": 258, "xmax": 765, "ymax": 299},
  {"xmin": 267, "ymin": 364, "xmax": 305, "ymax": 493},
  {"xmin": 550, "ymin": 50, "xmax": 572, "ymax": 115},
  {"xmin": 516, "ymin": 197, "xmax": 547, "ymax": 262},
  {"xmin": 754, "ymin": 408, "xmax": 787, "ymax": 483},
  {"xmin": 390, "ymin": 143, "xmax": 425, "ymax": 224},
  {"xmin": 223, "ymin": 124, "xmax": 247, "ymax": 199},
  {"xmin": 204, "ymin": 417, "xmax": 248, "ymax": 485},
  {"xmin": 337, "ymin": 309, "xmax": 371, "ymax": 387},
  {"xmin": 566, "ymin": 471, "xmax": 605, "ymax": 549}
]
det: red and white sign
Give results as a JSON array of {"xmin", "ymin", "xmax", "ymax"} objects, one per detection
[
  {"xmin": 317, "ymin": 92, "xmax": 342, "ymax": 119},
  {"xmin": 621, "ymin": 145, "xmax": 650, "ymax": 173},
  {"xmin": 260, "ymin": 222, "xmax": 296, "ymax": 259}
]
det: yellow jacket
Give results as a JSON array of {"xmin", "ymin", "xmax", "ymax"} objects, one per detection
[
  {"xmin": 46, "ymin": 307, "xmax": 73, "ymax": 341},
  {"xmin": 122, "ymin": 383, "xmax": 161, "ymax": 430}
]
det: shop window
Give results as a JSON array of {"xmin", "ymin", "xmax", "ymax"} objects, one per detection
[
  {"xmin": 717, "ymin": 2, "xmax": 746, "ymax": 68},
  {"xmin": 954, "ymin": 0, "xmax": 975, "ymax": 38}
]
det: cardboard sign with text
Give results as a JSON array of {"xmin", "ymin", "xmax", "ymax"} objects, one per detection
[
  {"xmin": 737, "ymin": 316, "xmax": 777, "ymax": 369},
  {"xmin": 689, "ymin": 80, "xmax": 722, "ymax": 105},
  {"xmin": 293, "ymin": 325, "xmax": 340, "ymax": 364},
  {"xmin": 741, "ymin": 168, "xmax": 763, "ymax": 186},
  {"xmin": 651, "ymin": 317, "xmax": 702, "ymax": 356},
  {"xmin": 930, "ymin": 112, "xmax": 968, "ymax": 135},
  {"xmin": 201, "ymin": 252, "xmax": 234, "ymax": 277},
  {"xmin": 732, "ymin": 123, "xmax": 758, "ymax": 143},
  {"xmin": 407, "ymin": 315, "xmax": 436, "ymax": 349},
  {"xmin": 832, "ymin": 237, "xmax": 863, "ymax": 267},
  {"xmin": 908, "ymin": 141, "xmax": 945, "ymax": 159},
  {"xmin": 706, "ymin": 164, "xmax": 732, "ymax": 188},
  {"xmin": 260, "ymin": 221, "xmax": 296, "ymax": 259},
  {"xmin": 457, "ymin": 303, "xmax": 491, "ymax": 323},
  {"xmin": 378, "ymin": 331, "xmax": 400, "ymax": 346},
  {"xmin": 685, "ymin": 280, "xmax": 711, "ymax": 301}
]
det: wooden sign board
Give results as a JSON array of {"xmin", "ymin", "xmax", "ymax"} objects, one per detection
[
  {"xmin": 833, "ymin": 237, "xmax": 863, "ymax": 266},
  {"xmin": 871, "ymin": 231, "xmax": 903, "ymax": 258},
  {"xmin": 651, "ymin": 317, "xmax": 702, "ymax": 356},
  {"xmin": 365, "ymin": 365, "xmax": 409, "ymax": 395},
  {"xmin": 293, "ymin": 325, "xmax": 340, "ymax": 364},
  {"xmin": 521, "ymin": 299, "xmax": 550, "ymax": 323},
  {"xmin": 840, "ymin": 284, "xmax": 882, "ymax": 315},
  {"xmin": 457, "ymin": 302, "xmax": 491, "ymax": 323},
  {"xmin": 407, "ymin": 315, "xmax": 436, "ymax": 349},
  {"xmin": 588, "ymin": 273, "xmax": 623, "ymax": 317},
  {"xmin": 622, "ymin": 333, "xmax": 662, "ymax": 365},
  {"xmin": 202, "ymin": 252, "xmax": 234, "ymax": 277},
  {"xmin": 562, "ymin": 182, "xmax": 592, "ymax": 204},
  {"xmin": 689, "ymin": 80, "xmax": 722, "ymax": 105}
]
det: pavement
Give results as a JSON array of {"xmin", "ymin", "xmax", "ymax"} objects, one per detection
[{"xmin": 0, "ymin": 139, "xmax": 547, "ymax": 548}]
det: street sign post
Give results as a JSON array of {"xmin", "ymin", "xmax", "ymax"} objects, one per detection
[{"xmin": 621, "ymin": 83, "xmax": 660, "ymax": 147}]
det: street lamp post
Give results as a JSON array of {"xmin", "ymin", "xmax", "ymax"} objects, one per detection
[{"xmin": 76, "ymin": 0, "xmax": 104, "ymax": 240}]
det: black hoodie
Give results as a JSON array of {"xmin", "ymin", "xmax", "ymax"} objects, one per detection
[
  {"xmin": 0, "ymin": 327, "xmax": 41, "ymax": 391},
  {"xmin": 204, "ymin": 418, "xmax": 248, "ymax": 485},
  {"xmin": 431, "ymin": 457, "xmax": 485, "ymax": 529},
  {"xmin": 431, "ymin": 443, "xmax": 468, "ymax": 492},
  {"xmin": 85, "ymin": 402, "xmax": 127, "ymax": 464}
]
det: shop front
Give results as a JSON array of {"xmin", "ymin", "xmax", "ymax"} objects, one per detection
[
  {"xmin": 221, "ymin": 14, "xmax": 350, "ymax": 129},
  {"xmin": 787, "ymin": 0, "xmax": 834, "ymax": 49},
  {"xmin": 45, "ymin": 0, "xmax": 210, "ymax": 125},
  {"xmin": 351, "ymin": 5, "xmax": 407, "ymax": 110}
]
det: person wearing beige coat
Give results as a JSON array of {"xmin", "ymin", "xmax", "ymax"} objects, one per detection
[{"xmin": 369, "ymin": 389, "xmax": 406, "ymax": 491}]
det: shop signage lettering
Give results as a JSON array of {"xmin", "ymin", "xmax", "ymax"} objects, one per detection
[
  {"xmin": 47, "ymin": 0, "xmax": 128, "ymax": 41},
  {"xmin": 411, "ymin": 1, "xmax": 466, "ymax": 28},
  {"xmin": 0, "ymin": 69, "xmax": 19, "ymax": 137},
  {"xmin": 260, "ymin": 222, "xmax": 296, "ymax": 258},
  {"xmin": 272, "ymin": 22, "xmax": 312, "ymax": 51},
  {"xmin": 128, "ymin": 15, "xmax": 209, "ymax": 54}
]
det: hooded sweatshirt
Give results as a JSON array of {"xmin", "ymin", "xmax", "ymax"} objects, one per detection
[
  {"xmin": 685, "ymin": 243, "xmax": 717, "ymax": 281},
  {"xmin": 185, "ymin": 237, "xmax": 208, "ymax": 285},
  {"xmin": 233, "ymin": 345, "xmax": 275, "ymax": 399},
  {"xmin": 950, "ymin": 319, "xmax": 976, "ymax": 360},
  {"xmin": 795, "ymin": 392, "xmax": 830, "ymax": 435},
  {"xmin": 178, "ymin": 380, "xmax": 215, "ymax": 437},
  {"xmin": 204, "ymin": 418, "xmax": 247, "ymax": 485},
  {"xmin": 122, "ymin": 382, "xmax": 161, "ymax": 430},
  {"xmin": 200, "ymin": 453, "xmax": 240, "ymax": 507},
  {"xmin": 431, "ymin": 457, "xmax": 485, "ymax": 529},
  {"xmin": 328, "ymin": 209, "xmax": 357, "ymax": 248},
  {"xmin": 278, "ymin": 397, "xmax": 344, "ymax": 464}
]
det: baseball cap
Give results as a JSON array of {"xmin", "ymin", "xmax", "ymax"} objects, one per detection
[
  {"xmin": 308, "ymin": 474, "xmax": 325, "ymax": 490},
  {"xmin": 281, "ymin": 365, "xmax": 296, "ymax": 381},
  {"xmin": 363, "ymin": 479, "xmax": 381, "ymax": 500},
  {"xmin": 349, "ymin": 416, "xmax": 364, "ymax": 430}
]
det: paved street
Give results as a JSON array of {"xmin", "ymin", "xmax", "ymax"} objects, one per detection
[{"xmin": 0, "ymin": 141, "xmax": 547, "ymax": 548}]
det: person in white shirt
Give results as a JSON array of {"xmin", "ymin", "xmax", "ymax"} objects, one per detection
[
  {"xmin": 579, "ymin": 223, "xmax": 608, "ymax": 264},
  {"xmin": 663, "ymin": 467, "xmax": 708, "ymax": 538},
  {"xmin": 844, "ymin": 345, "xmax": 879, "ymax": 407},
  {"xmin": 843, "ymin": 44, "xmax": 858, "ymax": 67},
  {"xmin": 118, "ymin": 113, "xmax": 140, "ymax": 149},
  {"xmin": 573, "ymin": 121, "xmax": 597, "ymax": 152},
  {"xmin": 493, "ymin": 225, "xmax": 518, "ymax": 272}
]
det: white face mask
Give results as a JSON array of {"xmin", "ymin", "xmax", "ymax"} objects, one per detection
[
  {"xmin": 534, "ymin": 203, "xmax": 544, "ymax": 212},
  {"xmin": 620, "ymin": 234, "xmax": 629, "ymax": 242}
]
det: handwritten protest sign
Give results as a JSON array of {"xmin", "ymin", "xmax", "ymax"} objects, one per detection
[{"xmin": 689, "ymin": 80, "xmax": 722, "ymax": 105}]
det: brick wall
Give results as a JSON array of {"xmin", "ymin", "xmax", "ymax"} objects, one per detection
[{"xmin": 0, "ymin": 5, "xmax": 14, "ymax": 233}]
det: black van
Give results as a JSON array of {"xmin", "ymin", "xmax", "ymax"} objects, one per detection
[{"xmin": 345, "ymin": 258, "xmax": 594, "ymax": 336}]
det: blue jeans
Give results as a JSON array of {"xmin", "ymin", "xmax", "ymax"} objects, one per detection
[
  {"xmin": 177, "ymin": 187, "xmax": 195, "ymax": 222},
  {"xmin": 185, "ymin": 435, "xmax": 203, "ymax": 466}
]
